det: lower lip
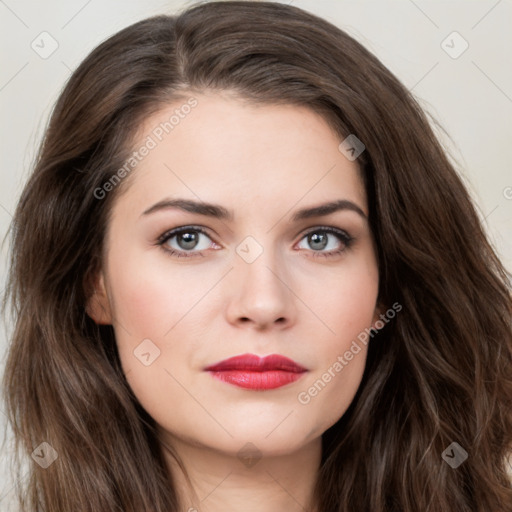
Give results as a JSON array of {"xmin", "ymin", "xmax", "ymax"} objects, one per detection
[{"xmin": 207, "ymin": 370, "xmax": 306, "ymax": 390}]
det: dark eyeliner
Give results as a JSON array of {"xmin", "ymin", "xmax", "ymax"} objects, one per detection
[
  {"xmin": 156, "ymin": 225, "xmax": 212, "ymax": 258},
  {"xmin": 299, "ymin": 226, "xmax": 354, "ymax": 259}
]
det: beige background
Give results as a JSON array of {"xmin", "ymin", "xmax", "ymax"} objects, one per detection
[{"xmin": 1, "ymin": 0, "xmax": 511, "ymax": 508}]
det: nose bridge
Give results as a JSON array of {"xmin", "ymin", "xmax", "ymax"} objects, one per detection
[
  {"xmin": 226, "ymin": 232, "xmax": 296, "ymax": 328},
  {"xmin": 236, "ymin": 233, "xmax": 288, "ymax": 296}
]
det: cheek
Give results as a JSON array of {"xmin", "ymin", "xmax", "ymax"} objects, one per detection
[
  {"xmin": 319, "ymin": 257, "xmax": 379, "ymax": 342},
  {"xmin": 105, "ymin": 249, "xmax": 211, "ymax": 392},
  {"xmin": 107, "ymin": 252, "xmax": 194, "ymax": 338},
  {"xmin": 299, "ymin": 348, "xmax": 368, "ymax": 438},
  {"xmin": 296, "ymin": 294, "xmax": 372, "ymax": 437},
  {"xmin": 296, "ymin": 261, "xmax": 378, "ymax": 432}
]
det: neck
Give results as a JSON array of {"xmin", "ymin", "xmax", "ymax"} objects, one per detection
[{"xmin": 159, "ymin": 435, "xmax": 322, "ymax": 512}]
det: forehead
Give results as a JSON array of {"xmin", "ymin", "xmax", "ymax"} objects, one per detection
[{"xmin": 112, "ymin": 92, "xmax": 367, "ymax": 220}]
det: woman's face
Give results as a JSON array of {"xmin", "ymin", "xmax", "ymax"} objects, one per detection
[{"xmin": 88, "ymin": 91, "xmax": 381, "ymax": 458}]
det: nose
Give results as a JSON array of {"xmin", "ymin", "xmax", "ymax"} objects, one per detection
[{"xmin": 225, "ymin": 248, "xmax": 297, "ymax": 331}]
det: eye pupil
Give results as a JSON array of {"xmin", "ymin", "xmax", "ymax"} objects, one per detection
[
  {"xmin": 178, "ymin": 231, "xmax": 199, "ymax": 250},
  {"xmin": 309, "ymin": 232, "xmax": 328, "ymax": 250}
]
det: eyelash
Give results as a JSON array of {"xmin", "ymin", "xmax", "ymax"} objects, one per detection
[{"xmin": 156, "ymin": 225, "xmax": 354, "ymax": 260}]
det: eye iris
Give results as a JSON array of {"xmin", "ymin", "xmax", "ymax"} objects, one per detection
[
  {"xmin": 309, "ymin": 232, "xmax": 328, "ymax": 250},
  {"xmin": 178, "ymin": 231, "xmax": 199, "ymax": 250}
]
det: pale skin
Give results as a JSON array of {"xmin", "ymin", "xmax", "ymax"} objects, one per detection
[{"xmin": 87, "ymin": 91, "xmax": 382, "ymax": 512}]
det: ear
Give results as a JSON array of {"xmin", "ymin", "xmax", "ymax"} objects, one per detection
[
  {"xmin": 85, "ymin": 270, "xmax": 113, "ymax": 325},
  {"xmin": 371, "ymin": 300, "xmax": 386, "ymax": 328}
]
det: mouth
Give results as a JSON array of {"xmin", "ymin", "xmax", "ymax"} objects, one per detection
[{"xmin": 204, "ymin": 353, "xmax": 308, "ymax": 390}]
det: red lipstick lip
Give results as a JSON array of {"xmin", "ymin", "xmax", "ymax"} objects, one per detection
[
  {"xmin": 204, "ymin": 354, "xmax": 308, "ymax": 390},
  {"xmin": 204, "ymin": 353, "xmax": 307, "ymax": 373}
]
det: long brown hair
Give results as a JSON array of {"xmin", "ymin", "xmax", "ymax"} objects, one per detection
[{"xmin": 2, "ymin": 2, "xmax": 511, "ymax": 510}]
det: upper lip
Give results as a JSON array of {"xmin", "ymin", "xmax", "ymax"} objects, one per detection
[{"xmin": 204, "ymin": 353, "xmax": 307, "ymax": 373}]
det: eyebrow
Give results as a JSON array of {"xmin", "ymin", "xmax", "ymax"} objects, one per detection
[{"xmin": 141, "ymin": 198, "xmax": 367, "ymax": 221}]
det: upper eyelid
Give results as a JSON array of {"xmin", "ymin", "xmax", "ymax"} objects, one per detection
[
  {"xmin": 157, "ymin": 225, "xmax": 212, "ymax": 241},
  {"xmin": 301, "ymin": 225, "xmax": 350, "ymax": 237}
]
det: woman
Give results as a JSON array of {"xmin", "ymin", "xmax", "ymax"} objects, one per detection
[{"xmin": 2, "ymin": 1, "xmax": 511, "ymax": 511}]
